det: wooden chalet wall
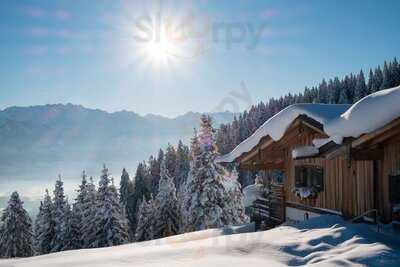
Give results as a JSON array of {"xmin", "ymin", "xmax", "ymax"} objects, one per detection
[
  {"xmin": 381, "ymin": 141, "xmax": 400, "ymax": 221},
  {"xmin": 283, "ymin": 125, "xmax": 375, "ymax": 218},
  {"xmin": 236, "ymin": 115, "xmax": 394, "ymax": 221}
]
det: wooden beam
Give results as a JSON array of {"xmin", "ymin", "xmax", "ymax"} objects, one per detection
[
  {"xmin": 352, "ymin": 117, "xmax": 400, "ymax": 148},
  {"xmin": 352, "ymin": 147, "xmax": 383, "ymax": 161},
  {"xmin": 325, "ymin": 145, "xmax": 346, "ymax": 160},
  {"xmin": 239, "ymin": 161, "xmax": 285, "ymax": 171},
  {"xmin": 238, "ymin": 138, "xmax": 274, "ymax": 165}
]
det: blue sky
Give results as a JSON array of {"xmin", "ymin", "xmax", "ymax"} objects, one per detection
[{"xmin": 1, "ymin": 0, "xmax": 399, "ymax": 117}]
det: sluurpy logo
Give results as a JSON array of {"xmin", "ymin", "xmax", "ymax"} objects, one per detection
[{"xmin": 132, "ymin": 12, "xmax": 268, "ymax": 62}]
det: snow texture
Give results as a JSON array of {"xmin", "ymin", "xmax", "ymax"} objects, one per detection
[
  {"xmin": 325, "ymin": 85, "xmax": 400, "ymax": 144},
  {"xmin": 312, "ymin": 138, "xmax": 332, "ymax": 148},
  {"xmin": 291, "ymin": 146, "xmax": 319, "ymax": 159},
  {"xmin": 292, "ymin": 187, "xmax": 317, "ymax": 199},
  {"xmin": 216, "ymin": 104, "xmax": 350, "ymax": 163},
  {"xmin": 242, "ymin": 183, "xmax": 265, "ymax": 207},
  {"xmin": 217, "ymin": 85, "xmax": 400, "ymax": 163},
  {"xmin": 2, "ymin": 215, "xmax": 400, "ymax": 266}
]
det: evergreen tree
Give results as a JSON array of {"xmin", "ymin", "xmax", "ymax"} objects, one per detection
[
  {"xmin": 153, "ymin": 159, "xmax": 180, "ymax": 239},
  {"xmin": 0, "ymin": 192, "xmax": 34, "ymax": 258},
  {"xmin": 223, "ymin": 169, "xmax": 248, "ymax": 225},
  {"xmin": 80, "ymin": 176, "xmax": 97, "ymax": 248},
  {"xmin": 182, "ymin": 115, "xmax": 231, "ymax": 232},
  {"xmin": 175, "ymin": 140, "xmax": 190, "ymax": 188},
  {"xmin": 373, "ymin": 66, "xmax": 383, "ymax": 92},
  {"xmin": 91, "ymin": 165, "xmax": 129, "ymax": 248},
  {"xmin": 34, "ymin": 189, "xmax": 55, "ymax": 255},
  {"xmin": 354, "ymin": 70, "xmax": 367, "ymax": 101},
  {"xmin": 381, "ymin": 61, "xmax": 395, "ymax": 89},
  {"xmin": 165, "ymin": 144, "xmax": 177, "ymax": 178},
  {"xmin": 119, "ymin": 168, "xmax": 135, "ymax": 233},
  {"xmin": 51, "ymin": 176, "xmax": 69, "ymax": 252},
  {"xmin": 317, "ymin": 79, "xmax": 329, "ymax": 103},
  {"xmin": 62, "ymin": 201, "xmax": 81, "ymax": 251},
  {"xmin": 135, "ymin": 197, "xmax": 154, "ymax": 242},
  {"xmin": 393, "ymin": 58, "xmax": 400, "ymax": 86},
  {"xmin": 131, "ymin": 162, "xmax": 151, "ymax": 231}
]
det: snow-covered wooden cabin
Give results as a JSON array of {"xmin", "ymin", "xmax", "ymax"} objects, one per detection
[{"xmin": 217, "ymin": 86, "xmax": 400, "ymax": 225}]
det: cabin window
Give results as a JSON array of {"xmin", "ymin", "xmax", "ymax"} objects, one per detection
[
  {"xmin": 389, "ymin": 175, "xmax": 400, "ymax": 204},
  {"xmin": 294, "ymin": 165, "xmax": 324, "ymax": 192}
]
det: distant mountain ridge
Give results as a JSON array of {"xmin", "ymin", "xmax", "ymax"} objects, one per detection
[{"xmin": 0, "ymin": 103, "xmax": 235, "ymax": 184}]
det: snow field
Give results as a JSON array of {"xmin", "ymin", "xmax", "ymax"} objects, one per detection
[{"xmin": 2, "ymin": 215, "xmax": 400, "ymax": 267}]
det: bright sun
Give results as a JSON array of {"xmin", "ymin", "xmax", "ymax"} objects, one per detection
[
  {"xmin": 145, "ymin": 38, "xmax": 177, "ymax": 64},
  {"xmin": 136, "ymin": 20, "xmax": 183, "ymax": 71}
]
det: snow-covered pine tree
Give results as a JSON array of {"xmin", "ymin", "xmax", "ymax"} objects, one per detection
[
  {"xmin": 0, "ymin": 191, "xmax": 34, "ymax": 258},
  {"xmin": 80, "ymin": 176, "xmax": 98, "ymax": 248},
  {"xmin": 165, "ymin": 143, "xmax": 177, "ymax": 178},
  {"xmin": 119, "ymin": 168, "xmax": 135, "ymax": 234},
  {"xmin": 222, "ymin": 168, "xmax": 248, "ymax": 225},
  {"xmin": 34, "ymin": 189, "xmax": 55, "ymax": 255},
  {"xmin": 62, "ymin": 201, "xmax": 81, "ymax": 251},
  {"xmin": 182, "ymin": 115, "xmax": 231, "ymax": 232},
  {"xmin": 153, "ymin": 159, "xmax": 179, "ymax": 239},
  {"xmin": 91, "ymin": 165, "xmax": 129, "ymax": 248},
  {"xmin": 131, "ymin": 162, "xmax": 151, "ymax": 231},
  {"xmin": 135, "ymin": 196, "xmax": 154, "ymax": 242},
  {"xmin": 175, "ymin": 140, "xmax": 190, "ymax": 188},
  {"xmin": 178, "ymin": 128, "xmax": 200, "ymax": 233},
  {"xmin": 354, "ymin": 70, "xmax": 368, "ymax": 101},
  {"xmin": 51, "ymin": 176, "xmax": 70, "ymax": 252}
]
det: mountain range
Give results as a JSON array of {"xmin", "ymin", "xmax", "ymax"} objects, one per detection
[{"xmin": 0, "ymin": 104, "xmax": 235, "ymax": 201}]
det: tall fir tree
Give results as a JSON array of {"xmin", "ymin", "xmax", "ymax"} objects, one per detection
[
  {"xmin": 34, "ymin": 189, "xmax": 55, "ymax": 255},
  {"xmin": 135, "ymin": 196, "xmax": 154, "ymax": 242},
  {"xmin": 131, "ymin": 162, "xmax": 151, "ymax": 231},
  {"xmin": 165, "ymin": 144, "xmax": 177, "ymax": 178},
  {"xmin": 62, "ymin": 201, "xmax": 81, "ymax": 251},
  {"xmin": 175, "ymin": 140, "xmax": 190, "ymax": 188},
  {"xmin": 222, "ymin": 169, "xmax": 248, "ymax": 225},
  {"xmin": 0, "ymin": 192, "xmax": 34, "ymax": 258},
  {"xmin": 182, "ymin": 115, "xmax": 231, "ymax": 232},
  {"xmin": 51, "ymin": 176, "xmax": 70, "ymax": 252},
  {"xmin": 354, "ymin": 70, "xmax": 368, "ymax": 101},
  {"xmin": 80, "ymin": 176, "xmax": 98, "ymax": 248},
  {"xmin": 119, "ymin": 168, "xmax": 135, "ymax": 234},
  {"xmin": 153, "ymin": 159, "xmax": 180, "ymax": 239},
  {"xmin": 91, "ymin": 165, "xmax": 129, "ymax": 248}
]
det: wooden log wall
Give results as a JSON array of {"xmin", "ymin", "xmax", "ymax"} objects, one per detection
[
  {"xmin": 283, "ymin": 126, "xmax": 375, "ymax": 218},
  {"xmin": 381, "ymin": 141, "xmax": 400, "ymax": 221}
]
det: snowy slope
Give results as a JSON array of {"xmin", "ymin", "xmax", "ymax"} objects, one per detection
[{"xmin": 1, "ymin": 216, "xmax": 399, "ymax": 267}]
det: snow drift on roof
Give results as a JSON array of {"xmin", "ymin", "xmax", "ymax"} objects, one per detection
[
  {"xmin": 325, "ymin": 86, "xmax": 400, "ymax": 144},
  {"xmin": 292, "ymin": 146, "xmax": 319, "ymax": 159},
  {"xmin": 216, "ymin": 104, "xmax": 350, "ymax": 163}
]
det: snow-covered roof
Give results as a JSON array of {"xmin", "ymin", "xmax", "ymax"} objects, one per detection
[
  {"xmin": 217, "ymin": 86, "xmax": 400, "ymax": 163},
  {"xmin": 325, "ymin": 85, "xmax": 400, "ymax": 144},
  {"xmin": 217, "ymin": 104, "xmax": 350, "ymax": 163},
  {"xmin": 292, "ymin": 146, "xmax": 319, "ymax": 159}
]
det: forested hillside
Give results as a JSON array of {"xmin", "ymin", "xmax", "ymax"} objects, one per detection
[{"xmin": 216, "ymin": 59, "xmax": 400, "ymax": 155}]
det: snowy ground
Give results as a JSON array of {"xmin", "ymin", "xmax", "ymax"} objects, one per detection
[{"xmin": 1, "ymin": 216, "xmax": 400, "ymax": 267}]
